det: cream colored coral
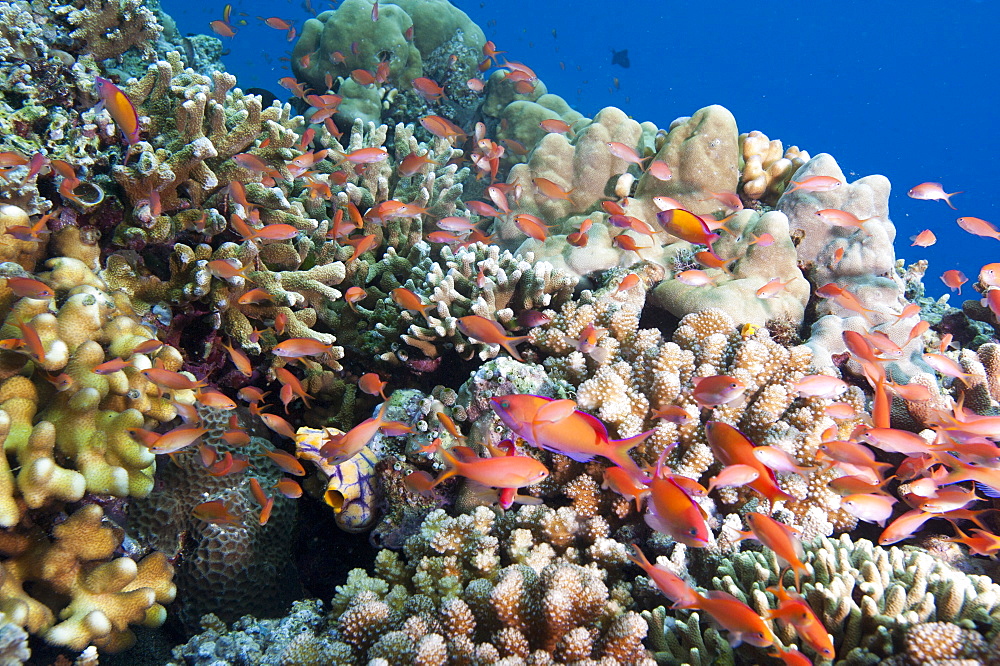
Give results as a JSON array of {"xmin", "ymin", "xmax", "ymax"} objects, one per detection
[{"xmin": 739, "ymin": 130, "xmax": 810, "ymax": 203}]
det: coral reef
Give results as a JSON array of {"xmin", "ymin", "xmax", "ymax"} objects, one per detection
[
  {"xmin": 0, "ymin": 1, "xmax": 994, "ymax": 664},
  {"xmin": 643, "ymin": 534, "xmax": 1000, "ymax": 665},
  {"xmin": 170, "ymin": 505, "xmax": 656, "ymax": 665}
]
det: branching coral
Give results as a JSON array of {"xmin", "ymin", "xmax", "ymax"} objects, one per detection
[
  {"xmin": 169, "ymin": 505, "xmax": 655, "ymax": 665},
  {"xmin": 526, "ymin": 273, "xmax": 866, "ymax": 536},
  {"xmin": 642, "ymin": 534, "xmax": 1000, "ymax": 665},
  {"xmin": 51, "ymin": 0, "xmax": 163, "ymax": 62},
  {"xmin": 113, "ymin": 52, "xmax": 303, "ymax": 245}
]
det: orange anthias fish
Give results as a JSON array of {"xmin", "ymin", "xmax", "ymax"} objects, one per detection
[
  {"xmin": 656, "ymin": 209, "xmax": 720, "ymax": 246},
  {"xmin": 674, "ymin": 590, "xmax": 777, "ymax": 647},
  {"xmin": 320, "ymin": 402, "xmax": 412, "ymax": 464},
  {"xmin": 704, "ymin": 421, "xmax": 794, "ymax": 503},
  {"xmin": 602, "ymin": 466, "xmax": 650, "ymax": 511},
  {"xmin": 532, "ymin": 177, "xmax": 574, "ymax": 200},
  {"xmin": 5, "ymin": 276, "xmax": 54, "ymax": 300},
  {"xmin": 429, "ymin": 441, "xmax": 549, "ymax": 489},
  {"xmin": 420, "ymin": 115, "xmax": 466, "ymax": 141},
  {"xmin": 908, "ymin": 182, "xmax": 962, "ymax": 209},
  {"xmin": 816, "ymin": 208, "xmax": 871, "ymax": 230},
  {"xmin": 784, "ymin": 175, "xmax": 843, "ymax": 194},
  {"xmin": 739, "ymin": 513, "xmax": 809, "ymax": 588},
  {"xmin": 910, "ymin": 229, "xmax": 937, "ymax": 247},
  {"xmin": 140, "ymin": 368, "xmax": 205, "ymax": 391},
  {"xmin": 490, "ymin": 394, "xmax": 652, "ymax": 482},
  {"xmin": 95, "ymin": 77, "xmax": 141, "ymax": 145},
  {"xmin": 956, "ymin": 216, "xmax": 1000, "ymax": 241},
  {"xmin": 146, "ymin": 426, "xmax": 209, "ymax": 455},
  {"xmin": 691, "ymin": 375, "xmax": 746, "ymax": 408},
  {"xmin": 766, "ymin": 580, "xmax": 835, "ymax": 660},
  {"xmin": 626, "ymin": 545, "xmax": 699, "ymax": 608},
  {"xmin": 358, "ymin": 372, "xmax": 388, "ymax": 399},
  {"xmin": 645, "ymin": 473, "xmax": 710, "ymax": 548},
  {"xmin": 411, "ymin": 77, "xmax": 446, "ymax": 102},
  {"xmin": 940, "ymin": 269, "xmax": 967, "ymax": 294},
  {"xmin": 457, "ymin": 315, "xmax": 529, "ymax": 362},
  {"xmin": 192, "ymin": 499, "xmax": 240, "ymax": 526},
  {"xmin": 271, "ymin": 337, "xmax": 335, "ymax": 358}
]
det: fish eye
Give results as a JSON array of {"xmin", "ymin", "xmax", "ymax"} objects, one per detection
[
  {"xmin": 500, "ymin": 400, "xmax": 509, "ymax": 408},
  {"xmin": 688, "ymin": 527, "xmax": 698, "ymax": 536}
]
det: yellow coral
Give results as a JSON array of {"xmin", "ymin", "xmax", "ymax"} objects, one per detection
[{"xmin": 0, "ymin": 504, "xmax": 174, "ymax": 651}]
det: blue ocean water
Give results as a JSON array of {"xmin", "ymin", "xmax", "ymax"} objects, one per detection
[{"xmin": 166, "ymin": 0, "xmax": 999, "ymax": 300}]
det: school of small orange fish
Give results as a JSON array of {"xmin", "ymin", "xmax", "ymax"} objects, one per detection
[{"xmin": 4, "ymin": 4, "xmax": 1000, "ymax": 662}]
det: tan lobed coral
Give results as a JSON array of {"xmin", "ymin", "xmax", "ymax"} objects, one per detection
[
  {"xmin": 0, "ymin": 256, "xmax": 183, "ymax": 527},
  {"xmin": 634, "ymin": 104, "xmax": 741, "ymax": 217},
  {"xmin": 649, "ymin": 208, "xmax": 811, "ymax": 328},
  {"xmin": 738, "ymin": 129, "xmax": 810, "ymax": 206},
  {"xmin": 0, "ymin": 249, "xmax": 184, "ymax": 650},
  {"xmin": 0, "ymin": 503, "xmax": 175, "ymax": 652}
]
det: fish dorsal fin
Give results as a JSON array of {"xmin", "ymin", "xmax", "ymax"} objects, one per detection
[{"xmin": 535, "ymin": 398, "xmax": 578, "ymax": 423}]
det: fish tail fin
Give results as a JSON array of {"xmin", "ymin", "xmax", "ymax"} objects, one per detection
[
  {"xmin": 610, "ymin": 429, "xmax": 655, "ymax": 481},
  {"xmin": 431, "ymin": 444, "xmax": 461, "ymax": 488},
  {"xmin": 625, "ymin": 542, "xmax": 649, "ymax": 569},
  {"xmin": 501, "ymin": 335, "xmax": 529, "ymax": 362},
  {"xmin": 945, "ymin": 192, "xmax": 963, "ymax": 209}
]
